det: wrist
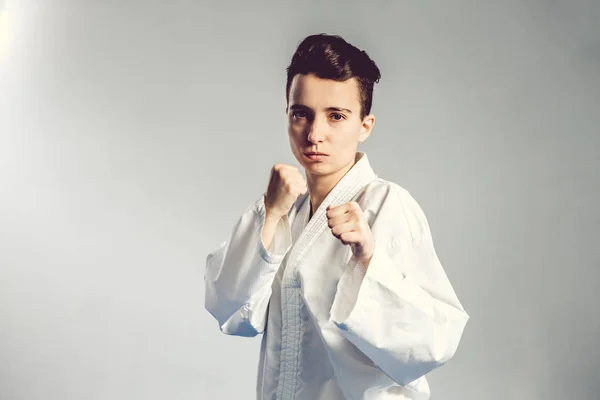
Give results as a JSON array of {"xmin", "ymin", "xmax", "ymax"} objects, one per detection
[{"xmin": 265, "ymin": 208, "xmax": 283, "ymax": 222}]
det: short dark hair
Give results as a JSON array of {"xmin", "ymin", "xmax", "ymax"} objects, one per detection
[{"xmin": 285, "ymin": 33, "xmax": 381, "ymax": 121}]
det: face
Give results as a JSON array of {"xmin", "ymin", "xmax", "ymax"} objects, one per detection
[{"xmin": 286, "ymin": 73, "xmax": 375, "ymax": 179}]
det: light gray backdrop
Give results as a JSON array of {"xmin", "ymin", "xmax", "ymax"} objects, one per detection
[{"xmin": 1, "ymin": 1, "xmax": 598, "ymax": 399}]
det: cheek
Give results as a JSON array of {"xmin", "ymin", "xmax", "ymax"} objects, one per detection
[
  {"xmin": 288, "ymin": 127, "xmax": 305, "ymax": 141},
  {"xmin": 288, "ymin": 132, "xmax": 302, "ymax": 151},
  {"xmin": 331, "ymin": 128, "xmax": 355, "ymax": 144},
  {"xmin": 342, "ymin": 126, "xmax": 363, "ymax": 143}
]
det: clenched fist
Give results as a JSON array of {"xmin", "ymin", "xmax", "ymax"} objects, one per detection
[
  {"xmin": 264, "ymin": 164, "xmax": 307, "ymax": 220},
  {"xmin": 326, "ymin": 201, "xmax": 375, "ymax": 269}
]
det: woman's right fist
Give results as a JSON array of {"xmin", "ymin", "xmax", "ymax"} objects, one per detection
[{"xmin": 264, "ymin": 164, "xmax": 307, "ymax": 220}]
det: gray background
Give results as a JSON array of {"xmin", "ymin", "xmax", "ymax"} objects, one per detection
[{"xmin": 1, "ymin": 1, "xmax": 599, "ymax": 399}]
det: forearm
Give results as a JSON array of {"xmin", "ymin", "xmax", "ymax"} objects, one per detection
[
  {"xmin": 261, "ymin": 199, "xmax": 283, "ymax": 252},
  {"xmin": 330, "ymin": 241, "xmax": 469, "ymax": 385},
  {"xmin": 205, "ymin": 195, "xmax": 291, "ymax": 336}
]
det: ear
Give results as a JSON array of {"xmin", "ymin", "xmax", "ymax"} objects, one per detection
[{"xmin": 358, "ymin": 114, "xmax": 375, "ymax": 143}]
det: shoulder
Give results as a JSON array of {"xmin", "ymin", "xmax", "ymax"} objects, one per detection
[
  {"xmin": 356, "ymin": 177, "xmax": 416, "ymax": 210},
  {"xmin": 357, "ymin": 178, "xmax": 433, "ymax": 245}
]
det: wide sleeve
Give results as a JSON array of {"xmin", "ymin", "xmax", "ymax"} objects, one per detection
[
  {"xmin": 329, "ymin": 186, "xmax": 470, "ymax": 386},
  {"xmin": 204, "ymin": 194, "xmax": 292, "ymax": 337}
]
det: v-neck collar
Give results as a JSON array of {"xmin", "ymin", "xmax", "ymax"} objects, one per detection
[{"xmin": 286, "ymin": 151, "xmax": 378, "ymax": 280}]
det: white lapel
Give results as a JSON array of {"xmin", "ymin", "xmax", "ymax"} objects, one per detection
[{"xmin": 283, "ymin": 152, "xmax": 378, "ymax": 285}]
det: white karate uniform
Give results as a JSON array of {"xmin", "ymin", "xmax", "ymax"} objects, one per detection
[{"xmin": 204, "ymin": 152, "xmax": 469, "ymax": 399}]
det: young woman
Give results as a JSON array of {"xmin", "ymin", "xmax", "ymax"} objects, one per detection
[{"xmin": 205, "ymin": 33, "xmax": 469, "ymax": 400}]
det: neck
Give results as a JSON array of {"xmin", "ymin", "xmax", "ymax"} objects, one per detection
[{"xmin": 307, "ymin": 157, "xmax": 357, "ymax": 217}]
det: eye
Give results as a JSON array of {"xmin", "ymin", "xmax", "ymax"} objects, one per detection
[
  {"xmin": 330, "ymin": 113, "xmax": 346, "ymax": 121},
  {"xmin": 291, "ymin": 110, "xmax": 308, "ymax": 119}
]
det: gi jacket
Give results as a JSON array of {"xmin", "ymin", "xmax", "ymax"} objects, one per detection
[{"xmin": 205, "ymin": 152, "xmax": 469, "ymax": 399}]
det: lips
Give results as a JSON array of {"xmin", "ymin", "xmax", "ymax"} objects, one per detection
[{"xmin": 304, "ymin": 152, "xmax": 328, "ymax": 156}]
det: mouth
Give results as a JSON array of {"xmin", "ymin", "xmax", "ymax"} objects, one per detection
[{"xmin": 304, "ymin": 152, "xmax": 328, "ymax": 162}]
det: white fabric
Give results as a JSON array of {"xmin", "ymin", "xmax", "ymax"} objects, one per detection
[{"xmin": 204, "ymin": 152, "xmax": 469, "ymax": 400}]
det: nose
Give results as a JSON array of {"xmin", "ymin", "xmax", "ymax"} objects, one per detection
[{"xmin": 307, "ymin": 118, "xmax": 325, "ymax": 144}]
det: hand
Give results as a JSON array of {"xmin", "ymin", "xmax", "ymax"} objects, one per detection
[
  {"xmin": 264, "ymin": 164, "xmax": 307, "ymax": 220},
  {"xmin": 326, "ymin": 201, "xmax": 375, "ymax": 268}
]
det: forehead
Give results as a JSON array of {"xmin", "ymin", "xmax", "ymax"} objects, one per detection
[{"xmin": 289, "ymin": 73, "xmax": 360, "ymax": 110}]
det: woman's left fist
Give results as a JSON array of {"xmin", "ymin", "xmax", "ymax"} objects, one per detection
[{"xmin": 326, "ymin": 201, "xmax": 374, "ymax": 268}]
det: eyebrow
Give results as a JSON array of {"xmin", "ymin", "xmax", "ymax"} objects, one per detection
[{"xmin": 289, "ymin": 104, "xmax": 353, "ymax": 114}]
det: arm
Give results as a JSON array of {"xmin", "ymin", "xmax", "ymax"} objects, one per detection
[
  {"xmin": 204, "ymin": 195, "xmax": 292, "ymax": 337},
  {"xmin": 329, "ymin": 186, "xmax": 470, "ymax": 386},
  {"xmin": 261, "ymin": 196, "xmax": 284, "ymax": 252}
]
